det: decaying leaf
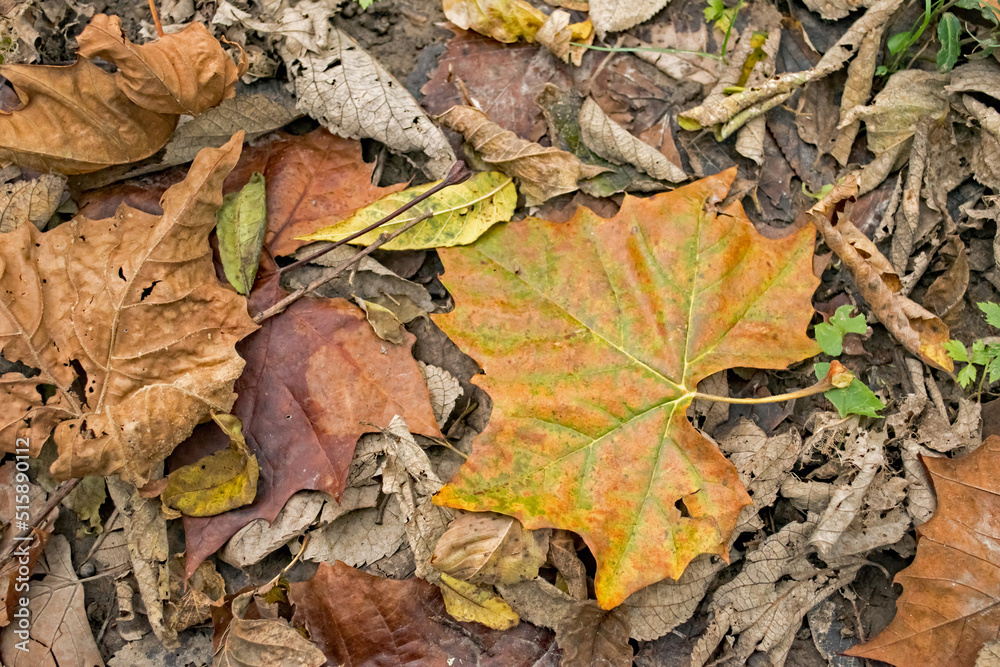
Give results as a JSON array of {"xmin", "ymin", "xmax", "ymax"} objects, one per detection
[
  {"xmin": 807, "ymin": 176, "xmax": 953, "ymax": 371},
  {"xmin": 578, "ymin": 97, "xmax": 686, "ymax": 182},
  {"xmin": 846, "ymin": 436, "xmax": 1000, "ymax": 666},
  {"xmin": 213, "ymin": 590, "xmax": 325, "ymax": 667},
  {"xmin": 0, "ymin": 133, "xmax": 257, "ymax": 484},
  {"xmin": 216, "ymin": 172, "xmax": 266, "ymax": 295},
  {"xmin": 433, "ymin": 168, "xmax": 820, "ymax": 607},
  {"xmin": 299, "ymin": 171, "xmax": 517, "ymax": 251},
  {"xmin": 165, "ymin": 555, "xmax": 225, "ymax": 633},
  {"xmin": 219, "ymin": 491, "xmax": 328, "ymax": 569},
  {"xmin": 177, "ymin": 280, "xmax": 440, "ymax": 579},
  {"xmin": 556, "ymin": 602, "xmax": 632, "ymax": 667},
  {"xmin": 831, "ymin": 22, "xmax": 885, "ymax": 165},
  {"xmin": 161, "ymin": 413, "xmax": 259, "ymax": 517},
  {"xmin": 431, "ymin": 511, "xmax": 549, "ymax": 585},
  {"xmin": 0, "ymin": 174, "xmax": 64, "ymax": 233},
  {"xmin": 803, "ymin": 0, "xmax": 877, "ymax": 20},
  {"xmin": 75, "ymin": 14, "xmax": 242, "ymax": 116},
  {"xmin": 438, "ymin": 572, "xmax": 520, "ymax": 630},
  {"xmin": 419, "ymin": 362, "xmax": 463, "ymax": 427},
  {"xmin": 0, "ymin": 536, "xmax": 103, "ymax": 666},
  {"xmin": 0, "ymin": 461, "xmax": 49, "ymax": 629},
  {"xmin": 438, "ymin": 105, "xmax": 604, "ymax": 205},
  {"xmin": 589, "ymin": 0, "xmax": 669, "ymax": 37}
]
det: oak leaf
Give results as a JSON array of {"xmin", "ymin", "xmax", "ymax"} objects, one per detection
[
  {"xmin": 0, "ymin": 133, "xmax": 256, "ymax": 484},
  {"xmin": 75, "ymin": 14, "xmax": 243, "ymax": 116},
  {"xmin": 175, "ymin": 273, "xmax": 441, "ymax": 578},
  {"xmin": 432, "ymin": 168, "xmax": 821, "ymax": 607},
  {"xmin": 845, "ymin": 435, "xmax": 1000, "ymax": 667}
]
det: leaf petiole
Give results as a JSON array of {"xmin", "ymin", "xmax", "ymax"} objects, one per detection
[{"xmin": 693, "ymin": 361, "xmax": 854, "ymax": 404}]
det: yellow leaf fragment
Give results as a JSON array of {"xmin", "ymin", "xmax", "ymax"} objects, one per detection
[{"xmin": 437, "ymin": 572, "xmax": 520, "ymax": 630}]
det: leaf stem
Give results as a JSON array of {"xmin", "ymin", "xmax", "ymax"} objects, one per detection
[
  {"xmin": 570, "ymin": 42, "xmax": 725, "ymax": 60},
  {"xmin": 147, "ymin": 0, "xmax": 164, "ymax": 37},
  {"xmin": 693, "ymin": 361, "xmax": 853, "ymax": 404},
  {"xmin": 253, "ymin": 210, "xmax": 436, "ymax": 323},
  {"xmin": 275, "ymin": 161, "xmax": 470, "ymax": 278}
]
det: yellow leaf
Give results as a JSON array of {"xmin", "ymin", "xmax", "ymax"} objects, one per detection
[
  {"xmin": 437, "ymin": 573, "xmax": 519, "ymax": 630},
  {"xmin": 161, "ymin": 413, "xmax": 259, "ymax": 517}
]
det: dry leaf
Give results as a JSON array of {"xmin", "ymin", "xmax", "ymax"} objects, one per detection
[
  {"xmin": 165, "ymin": 556, "xmax": 225, "ymax": 633},
  {"xmin": 219, "ymin": 491, "xmax": 328, "ymax": 568},
  {"xmin": 804, "ymin": 0, "xmax": 876, "ymax": 20},
  {"xmin": 831, "ymin": 25, "xmax": 884, "ymax": 165},
  {"xmin": 76, "ymin": 14, "xmax": 241, "ymax": 115},
  {"xmin": 589, "ymin": 0, "xmax": 669, "ymax": 37},
  {"xmin": 579, "ymin": 97, "xmax": 686, "ymax": 182},
  {"xmin": 437, "ymin": 572, "xmax": 520, "ymax": 630},
  {"xmin": 845, "ymin": 436, "xmax": 1000, "ymax": 667},
  {"xmin": 808, "ymin": 177, "xmax": 952, "ymax": 371},
  {"xmin": 547, "ymin": 530, "xmax": 588, "ymax": 600},
  {"xmin": 556, "ymin": 602, "xmax": 632, "ymax": 667},
  {"xmin": 0, "ymin": 174, "xmax": 64, "ymax": 233},
  {"xmin": 431, "ymin": 511, "xmax": 549, "ymax": 585},
  {"xmin": 0, "ymin": 133, "xmax": 256, "ymax": 483},
  {"xmin": 213, "ymin": 591, "xmax": 325, "ymax": 667},
  {"xmin": 438, "ymin": 105, "xmax": 602, "ymax": 205},
  {"xmin": 419, "ymin": 362, "xmax": 463, "ymax": 427}
]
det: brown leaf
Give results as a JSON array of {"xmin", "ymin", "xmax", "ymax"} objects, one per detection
[
  {"xmin": 289, "ymin": 561, "xmax": 561, "ymax": 666},
  {"xmin": 0, "ymin": 59, "xmax": 177, "ymax": 174},
  {"xmin": 431, "ymin": 511, "xmax": 549, "ymax": 585},
  {"xmin": 175, "ymin": 272, "xmax": 440, "ymax": 579},
  {"xmin": 0, "ymin": 133, "xmax": 257, "ymax": 484},
  {"xmin": 578, "ymin": 97, "xmax": 686, "ymax": 182},
  {"xmin": 555, "ymin": 601, "xmax": 632, "ymax": 667},
  {"xmin": 165, "ymin": 555, "xmax": 225, "ymax": 633},
  {"xmin": 845, "ymin": 436, "xmax": 1000, "ymax": 667},
  {"xmin": 438, "ymin": 104, "xmax": 600, "ymax": 205},
  {"xmin": 213, "ymin": 590, "xmax": 325, "ymax": 667},
  {"xmin": 0, "ymin": 174, "xmax": 65, "ymax": 233},
  {"xmin": 0, "ymin": 461, "xmax": 49, "ymax": 629},
  {"xmin": 76, "ymin": 14, "xmax": 242, "ymax": 116},
  {"xmin": 420, "ymin": 27, "xmax": 571, "ymax": 142},
  {"xmin": 807, "ymin": 177, "xmax": 953, "ymax": 371},
  {"xmin": 548, "ymin": 530, "xmax": 588, "ymax": 601}
]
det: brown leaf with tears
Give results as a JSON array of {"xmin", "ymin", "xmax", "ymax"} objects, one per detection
[
  {"xmin": 175, "ymin": 261, "xmax": 441, "ymax": 579},
  {"xmin": 845, "ymin": 436, "xmax": 1000, "ymax": 667},
  {"xmin": 0, "ymin": 133, "xmax": 257, "ymax": 483},
  {"xmin": 437, "ymin": 104, "xmax": 605, "ymax": 206},
  {"xmin": 76, "ymin": 14, "xmax": 243, "ymax": 116},
  {"xmin": 806, "ymin": 176, "xmax": 953, "ymax": 371}
]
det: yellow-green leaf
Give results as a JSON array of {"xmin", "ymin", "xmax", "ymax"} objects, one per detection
[
  {"xmin": 216, "ymin": 172, "xmax": 267, "ymax": 295},
  {"xmin": 298, "ymin": 171, "xmax": 516, "ymax": 250},
  {"xmin": 162, "ymin": 413, "xmax": 259, "ymax": 517},
  {"xmin": 437, "ymin": 573, "xmax": 520, "ymax": 630}
]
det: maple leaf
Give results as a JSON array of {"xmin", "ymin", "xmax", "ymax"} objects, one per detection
[
  {"xmin": 175, "ymin": 271, "xmax": 441, "ymax": 578},
  {"xmin": 433, "ymin": 168, "xmax": 821, "ymax": 608},
  {"xmin": 845, "ymin": 435, "xmax": 1000, "ymax": 667},
  {"xmin": 0, "ymin": 133, "xmax": 257, "ymax": 485}
]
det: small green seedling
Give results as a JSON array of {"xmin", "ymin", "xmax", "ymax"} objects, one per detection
[
  {"xmin": 812, "ymin": 305, "xmax": 884, "ymax": 418},
  {"xmin": 815, "ymin": 304, "xmax": 868, "ymax": 357},
  {"xmin": 945, "ymin": 302, "xmax": 1000, "ymax": 392}
]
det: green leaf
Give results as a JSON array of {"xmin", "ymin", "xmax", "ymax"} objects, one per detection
[
  {"xmin": 815, "ymin": 363, "xmax": 885, "ymax": 417},
  {"xmin": 944, "ymin": 339, "xmax": 970, "ymax": 363},
  {"xmin": 876, "ymin": 65, "xmax": 889, "ymax": 76},
  {"xmin": 971, "ymin": 339, "xmax": 990, "ymax": 366},
  {"xmin": 814, "ymin": 304, "xmax": 867, "ymax": 356},
  {"xmin": 979, "ymin": 301, "xmax": 1000, "ymax": 328},
  {"xmin": 936, "ymin": 13, "xmax": 962, "ymax": 72},
  {"xmin": 956, "ymin": 0, "xmax": 1000, "ymax": 24},
  {"xmin": 988, "ymin": 355, "xmax": 1000, "ymax": 383},
  {"xmin": 216, "ymin": 172, "xmax": 266, "ymax": 295},
  {"xmin": 888, "ymin": 31, "xmax": 913, "ymax": 55},
  {"xmin": 704, "ymin": 0, "xmax": 726, "ymax": 22},
  {"xmin": 299, "ymin": 171, "xmax": 517, "ymax": 251},
  {"xmin": 957, "ymin": 362, "xmax": 978, "ymax": 388}
]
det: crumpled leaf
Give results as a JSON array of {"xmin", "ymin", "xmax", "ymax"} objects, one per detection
[
  {"xmin": 419, "ymin": 362, "xmax": 464, "ymax": 427},
  {"xmin": 161, "ymin": 413, "xmax": 259, "ymax": 517},
  {"xmin": 290, "ymin": 561, "xmax": 560, "ymax": 666},
  {"xmin": 176, "ymin": 279, "xmax": 440, "ymax": 579},
  {"xmin": 301, "ymin": 491, "xmax": 407, "ymax": 567},
  {"xmin": 219, "ymin": 491, "xmax": 328, "ymax": 568},
  {"xmin": 0, "ymin": 536, "xmax": 103, "ymax": 666},
  {"xmin": 0, "ymin": 58, "xmax": 177, "ymax": 174},
  {"xmin": 0, "ymin": 460, "xmax": 50, "ymax": 629},
  {"xmin": 433, "ymin": 168, "xmax": 821, "ymax": 608},
  {"xmin": 578, "ymin": 97, "xmax": 686, "ymax": 182},
  {"xmin": 589, "ymin": 0, "xmax": 669, "ymax": 37},
  {"xmin": 807, "ymin": 176, "xmax": 953, "ymax": 371},
  {"xmin": 832, "ymin": 23, "xmax": 884, "ymax": 165},
  {"xmin": 438, "ymin": 105, "xmax": 604, "ymax": 205},
  {"xmin": 556, "ymin": 602, "xmax": 632, "ymax": 667},
  {"xmin": 298, "ymin": 171, "xmax": 517, "ymax": 251},
  {"xmin": 29, "ymin": 440, "xmax": 106, "ymax": 533},
  {"xmin": 76, "ymin": 13, "xmax": 242, "ymax": 116},
  {"xmin": 443, "ymin": 0, "xmax": 593, "ymax": 64},
  {"xmin": 431, "ymin": 511, "xmax": 549, "ymax": 585},
  {"xmin": 0, "ymin": 133, "xmax": 256, "ymax": 484},
  {"xmin": 0, "ymin": 174, "xmax": 64, "ymax": 233},
  {"xmin": 216, "ymin": 171, "xmax": 266, "ymax": 295},
  {"xmin": 165, "ymin": 555, "xmax": 225, "ymax": 633},
  {"xmin": 355, "ymin": 298, "xmax": 406, "ymax": 344},
  {"xmin": 212, "ymin": 590, "xmax": 325, "ymax": 667},
  {"xmin": 438, "ymin": 572, "xmax": 520, "ymax": 630},
  {"xmin": 846, "ymin": 435, "xmax": 1000, "ymax": 666}
]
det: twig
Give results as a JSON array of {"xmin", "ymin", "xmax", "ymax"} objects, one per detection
[
  {"xmin": 275, "ymin": 161, "xmax": 470, "ymax": 278},
  {"xmin": 253, "ymin": 210, "xmax": 435, "ymax": 323},
  {"xmin": 81, "ymin": 507, "xmax": 121, "ymax": 566},
  {"xmin": 0, "ymin": 478, "xmax": 80, "ymax": 564},
  {"xmin": 147, "ymin": 0, "xmax": 164, "ymax": 37}
]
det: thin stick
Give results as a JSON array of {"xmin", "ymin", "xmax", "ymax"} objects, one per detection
[
  {"xmin": 253, "ymin": 211, "xmax": 435, "ymax": 323},
  {"xmin": 0, "ymin": 478, "xmax": 80, "ymax": 564},
  {"xmin": 147, "ymin": 0, "xmax": 164, "ymax": 37},
  {"xmin": 276, "ymin": 161, "xmax": 470, "ymax": 278}
]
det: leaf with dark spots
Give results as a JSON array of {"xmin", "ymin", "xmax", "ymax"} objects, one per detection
[{"xmin": 175, "ymin": 273, "xmax": 441, "ymax": 578}]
